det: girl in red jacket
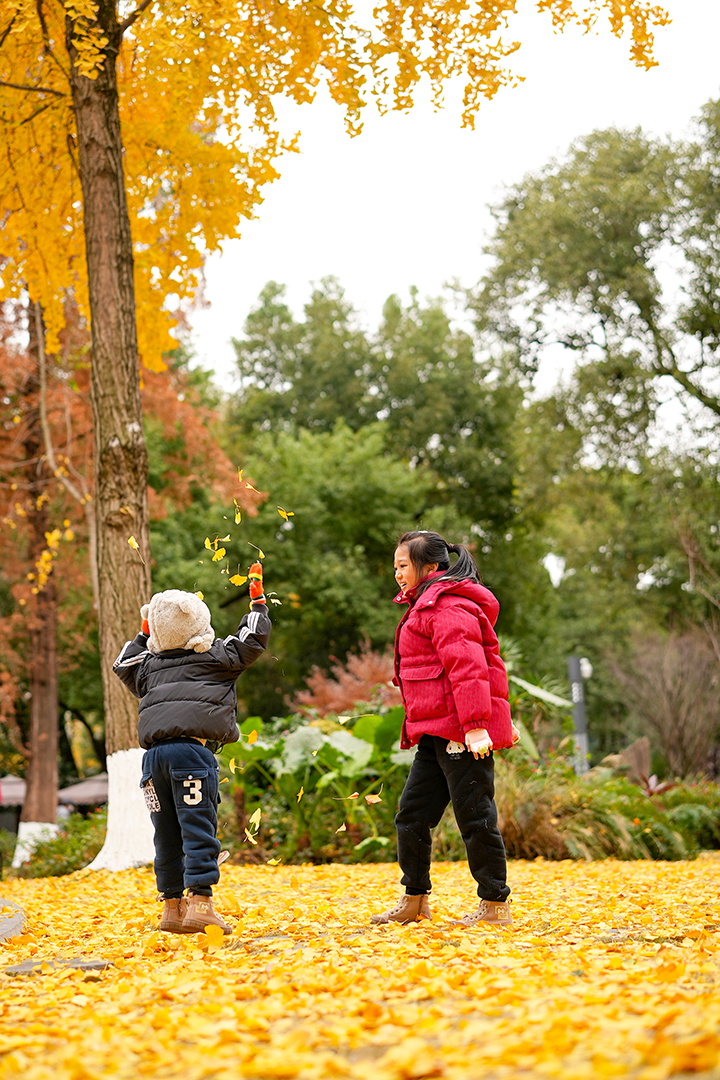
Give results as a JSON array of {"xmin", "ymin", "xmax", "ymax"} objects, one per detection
[{"xmin": 371, "ymin": 530, "xmax": 517, "ymax": 928}]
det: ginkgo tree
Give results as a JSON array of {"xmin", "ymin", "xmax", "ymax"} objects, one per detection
[{"xmin": 0, "ymin": 0, "xmax": 671, "ymax": 870}]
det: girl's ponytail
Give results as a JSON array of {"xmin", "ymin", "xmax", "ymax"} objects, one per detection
[{"xmin": 396, "ymin": 531, "xmax": 481, "ymax": 596}]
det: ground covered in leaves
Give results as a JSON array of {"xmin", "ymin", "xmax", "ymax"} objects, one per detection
[{"xmin": 2, "ymin": 859, "xmax": 720, "ymax": 1079}]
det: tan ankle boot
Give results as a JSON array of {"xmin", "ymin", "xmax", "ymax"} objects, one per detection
[
  {"xmin": 370, "ymin": 893, "xmax": 432, "ymax": 925},
  {"xmin": 159, "ymin": 897, "xmax": 189, "ymax": 933},
  {"xmin": 183, "ymin": 893, "xmax": 232, "ymax": 935},
  {"xmin": 450, "ymin": 899, "xmax": 512, "ymax": 927}
]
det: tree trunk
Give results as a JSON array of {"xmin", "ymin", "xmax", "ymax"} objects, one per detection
[
  {"xmin": 13, "ymin": 314, "xmax": 60, "ymax": 867},
  {"xmin": 66, "ymin": 3, "xmax": 154, "ymax": 869}
]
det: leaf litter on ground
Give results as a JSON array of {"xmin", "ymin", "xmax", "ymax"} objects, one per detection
[{"xmin": 1, "ymin": 858, "xmax": 720, "ymax": 1079}]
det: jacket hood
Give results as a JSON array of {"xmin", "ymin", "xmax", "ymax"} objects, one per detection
[{"xmin": 394, "ymin": 572, "xmax": 500, "ymax": 626}]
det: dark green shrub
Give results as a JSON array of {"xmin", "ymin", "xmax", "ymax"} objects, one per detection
[{"xmin": 15, "ymin": 810, "xmax": 107, "ymax": 878}]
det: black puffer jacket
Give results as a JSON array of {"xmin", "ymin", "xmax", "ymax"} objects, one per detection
[{"xmin": 113, "ymin": 606, "xmax": 271, "ymax": 749}]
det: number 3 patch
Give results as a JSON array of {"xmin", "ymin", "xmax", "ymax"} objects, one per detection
[{"xmin": 183, "ymin": 778, "xmax": 203, "ymax": 805}]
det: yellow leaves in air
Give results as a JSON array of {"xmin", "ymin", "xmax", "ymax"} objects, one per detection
[
  {"xmin": 277, "ymin": 506, "xmax": 294, "ymax": 521},
  {"xmin": 248, "ymin": 808, "xmax": 262, "ymax": 830},
  {"xmin": 248, "ymin": 543, "xmax": 265, "ymax": 560},
  {"xmin": 244, "ymin": 828, "xmax": 257, "ymax": 846},
  {"xmin": 365, "ymin": 784, "xmax": 383, "ymax": 805},
  {"xmin": 219, "ymin": 777, "xmax": 229, "ymax": 784},
  {"xmin": 211, "ymin": 548, "xmax": 226, "ymax": 562},
  {"xmin": 229, "ymin": 574, "xmax": 247, "ymax": 587},
  {"xmin": 245, "ymin": 481, "xmax": 260, "ymax": 494},
  {"xmin": 296, "ymin": 786, "xmax": 304, "ymax": 803},
  {"xmin": 247, "ymin": 730, "xmax": 258, "ymax": 745},
  {"xmin": 228, "ymin": 758, "xmax": 237, "ymax": 774},
  {"xmin": 335, "ymin": 822, "xmax": 347, "ymax": 833},
  {"xmin": 195, "ymin": 591, "xmax": 204, "ymax": 601},
  {"xmin": 233, "ymin": 499, "xmax": 242, "ymax": 525},
  {"xmin": 1, "ymin": 859, "xmax": 719, "ymax": 1078},
  {"xmin": 128, "ymin": 535, "xmax": 146, "ymax": 565},
  {"xmin": 244, "ymin": 807, "xmax": 262, "ymax": 846}
]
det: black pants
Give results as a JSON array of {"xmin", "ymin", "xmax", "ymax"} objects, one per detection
[
  {"xmin": 141, "ymin": 739, "xmax": 221, "ymax": 898},
  {"xmin": 396, "ymin": 734, "xmax": 510, "ymax": 901}
]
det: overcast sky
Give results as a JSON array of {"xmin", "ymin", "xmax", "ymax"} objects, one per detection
[{"xmin": 188, "ymin": 0, "xmax": 720, "ymax": 390}]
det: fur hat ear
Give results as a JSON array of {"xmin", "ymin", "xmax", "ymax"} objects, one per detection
[
  {"xmin": 140, "ymin": 603, "xmax": 150, "ymax": 621},
  {"xmin": 177, "ymin": 596, "xmax": 192, "ymax": 614}
]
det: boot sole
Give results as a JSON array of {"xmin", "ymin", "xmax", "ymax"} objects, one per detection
[
  {"xmin": 182, "ymin": 920, "xmax": 232, "ymax": 935},
  {"xmin": 160, "ymin": 922, "xmax": 193, "ymax": 933}
]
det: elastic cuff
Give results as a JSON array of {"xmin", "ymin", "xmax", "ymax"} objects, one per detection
[
  {"xmin": 405, "ymin": 887, "xmax": 430, "ymax": 896},
  {"xmin": 188, "ymin": 887, "xmax": 212, "ymax": 897}
]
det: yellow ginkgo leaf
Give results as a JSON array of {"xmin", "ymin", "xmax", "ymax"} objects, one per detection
[
  {"xmin": 204, "ymin": 924, "xmax": 225, "ymax": 948},
  {"xmin": 248, "ymin": 543, "xmax": 265, "ymax": 559},
  {"xmin": 235, "ymin": 511, "xmax": 242, "ymax": 525},
  {"xmin": 228, "ymin": 758, "xmax": 236, "ymax": 774},
  {"xmin": 338, "ymin": 716, "xmax": 351, "ymax": 725},
  {"xmin": 365, "ymin": 793, "xmax": 382, "ymax": 804},
  {"xmin": 247, "ymin": 730, "xmax": 258, "ymax": 745},
  {"xmin": 211, "ymin": 547, "xmax": 226, "ymax": 562},
  {"xmin": 237, "ymin": 468, "xmax": 244, "ymax": 482},
  {"xmin": 335, "ymin": 823, "xmax": 347, "ymax": 834},
  {"xmin": 204, "ymin": 537, "xmax": 212, "ymax": 550},
  {"xmin": 127, "ymin": 536, "xmax": 145, "ymax": 564},
  {"xmin": 229, "ymin": 574, "xmax": 247, "ymax": 587},
  {"xmin": 220, "ymin": 534, "xmax": 231, "ymax": 542},
  {"xmin": 244, "ymin": 828, "xmax": 258, "ymax": 846},
  {"xmin": 245, "ymin": 482, "xmax": 260, "ymax": 493},
  {"xmin": 195, "ymin": 591, "xmax": 204, "ymax": 601},
  {"xmin": 277, "ymin": 506, "xmax": 295, "ymax": 521},
  {"xmin": 220, "ymin": 777, "xmax": 229, "ymax": 784},
  {"xmin": 248, "ymin": 807, "xmax": 262, "ymax": 830},
  {"xmin": 267, "ymin": 857, "xmax": 281, "ymax": 865},
  {"xmin": 296, "ymin": 786, "xmax": 304, "ymax": 803}
]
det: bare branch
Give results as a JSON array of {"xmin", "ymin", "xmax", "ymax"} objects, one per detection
[
  {"xmin": 0, "ymin": 14, "xmax": 16, "ymax": 51},
  {"xmin": 0, "ymin": 80, "xmax": 64, "ymax": 97},
  {"xmin": 119, "ymin": 0, "xmax": 153, "ymax": 36}
]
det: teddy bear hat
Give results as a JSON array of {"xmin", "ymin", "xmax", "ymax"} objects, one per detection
[{"xmin": 141, "ymin": 590, "xmax": 215, "ymax": 654}]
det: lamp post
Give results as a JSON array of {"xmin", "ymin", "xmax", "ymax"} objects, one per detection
[{"xmin": 568, "ymin": 656, "xmax": 593, "ymax": 775}]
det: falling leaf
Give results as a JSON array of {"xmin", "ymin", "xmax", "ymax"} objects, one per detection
[
  {"xmin": 248, "ymin": 807, "xmax": 262, "ymax": 830},
  {"xmin": 269, "ymin": 597, "xmax": 282, "ymax": 605},
  {"xmin": 220, "ymin": 534, "xmax": 231, "ymax": 542},
  {"xmin": 127, "ymin": 536, "xmax": 145, "ymax": 564},
  {"xmin": 247, "ymin": 730, "xmax": 258, "ymax": 745},
  {"xmin": 237, "ymin": 468, "xmax": 244, "ymax": 482},
  {"xmin": 335, "ymin": 823, "xmax": 347, "ymax": 834},
  {"xmin": 266, "ymin": 857, "xmax": 281, "ymax": 865},
  {"xmin": 245, "ymin": 482, "xmax": 260, "ymax": 493},
  {"xmin": 244, "ymin": 828, "xmax": 258, "ymax": 846},
  {"xmin": 333, "ymin": 793, "xmax": 359, "ymax": 800},
  {"xmin": 204, "ymin": 924, "xmax": 225, "ymax": 948},
  {"xmin": 365, "ymin": 783, "xmax": 384, "ymax": 805},
  {"xmin": 195, "ymin": 591, "xmax": 204, "ymax": 601},
  {"xmin": 233, "ymin": 499, "xmax": 242, "ymax": 524},
  {"xmin": 248, "ymin": 542, "xmax": 265, "ymax": 559},
  {"xmin": 337, "ymin": 716, "xmax": 351, "ymax": 725},
  {"xmin": 296, "ymin": 786, "xmax": 304, "ymax": 803},
  {"xmin": 211, "ymin": 547, "xmax": 226, "ymax": 562},
  {"xmin": 277, "ymin": 506, "xmax": 295, "ymax": 520},
  {"xmin": 220, "ymin": 777, "xmax": 229, "ymax": 784},
  {"xmin": 228, "ymin": 758, "xmax": 237, "ymax": 774},
  {"xmin": 230, "ymin": 574, "xmax": 247, "ymax": 586},
  {"xmin": 204, "ymin": 537, "xmax": 212, "ymax": 549}
]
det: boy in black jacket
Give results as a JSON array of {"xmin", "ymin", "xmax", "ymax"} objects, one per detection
[{"xmin": 113, "ymin": 564, "xmax": 270, "ymax": 935}]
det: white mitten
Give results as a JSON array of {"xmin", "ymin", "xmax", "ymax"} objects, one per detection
[{"xmin": 465, "ymin": 728, "xmax": 493, "ymax": 759}]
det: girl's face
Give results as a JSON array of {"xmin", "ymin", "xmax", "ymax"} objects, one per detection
[{"xmin": 394, "ymin": 543, "xmax": 438, "ymax": 593}]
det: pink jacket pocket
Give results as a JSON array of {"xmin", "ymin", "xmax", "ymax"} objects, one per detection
[{"xmin": 399, "ymin": 663, "xmax": 447, "ymax": 721}]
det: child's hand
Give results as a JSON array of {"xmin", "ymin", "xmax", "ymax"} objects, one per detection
[
  {"xmin": 248, "ymin": 561, "xmax": 266, "ymax": 605},
  {"xmin": 465, "ymin": 728, "xmax": 493, "ymax": 759}
]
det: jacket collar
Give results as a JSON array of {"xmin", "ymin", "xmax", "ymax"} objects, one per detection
[{"xmin": 393, "ymin": 570, "xmax": 455, "ymax": 607}]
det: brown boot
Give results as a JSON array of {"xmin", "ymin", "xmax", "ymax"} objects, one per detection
[
  {"xmin": 370, "ymin": 893, "xmax": 432, "ymax": 925},
  {"xmin": 182, "ymin": 893, "xmax": 232, "ymax": 935},
  {"xmin": 450, "ymin": 899, "xmax": 512, "ymax": 928},
  {"xmin": 159, "ymin": 897, "xmax": 190, "ymax": 934}
]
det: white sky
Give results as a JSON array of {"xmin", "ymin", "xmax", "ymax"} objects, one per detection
[{"xmin": 189, "ymin": 0, "xmax": 720, "ymax": 391}]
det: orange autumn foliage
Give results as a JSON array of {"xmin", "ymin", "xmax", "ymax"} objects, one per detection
[{"xmin": 293, "ymin": 639, "xmax": 402, "ymax": 717}]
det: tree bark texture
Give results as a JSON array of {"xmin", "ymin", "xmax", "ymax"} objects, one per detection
[
  {"xmin": 20, "ymin": 315, "xmax": 59, "ymax": 825},
  {"xmin": 66, "ymin": 3, "xmax": 151, "ymax": 755}
]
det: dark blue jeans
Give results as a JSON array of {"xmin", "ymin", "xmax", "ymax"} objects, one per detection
[
  {"xmin": 141, "ymin": 739, "xmax": 221, "ymax": 898},
  {"xmin": 396, "ymin": 734, "xmax": 510, "ymax": 902}
]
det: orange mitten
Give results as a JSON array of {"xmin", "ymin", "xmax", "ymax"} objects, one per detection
[{"xmin": 248, "ymin": 561, "xmax": 266, "ymax": 605}]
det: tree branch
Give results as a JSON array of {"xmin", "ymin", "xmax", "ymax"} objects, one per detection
[
  {"xmin": 118, "ymin": 0, "xmax": 153, "ymax": 36},
  {"xmin": 0, "ymin": 79, "xmax": 64, "ymax": 97}
]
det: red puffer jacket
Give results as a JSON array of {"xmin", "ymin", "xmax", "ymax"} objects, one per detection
[{"xmin": 394, "ymin": 574, "xmax": 513, "ymax": 750}]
